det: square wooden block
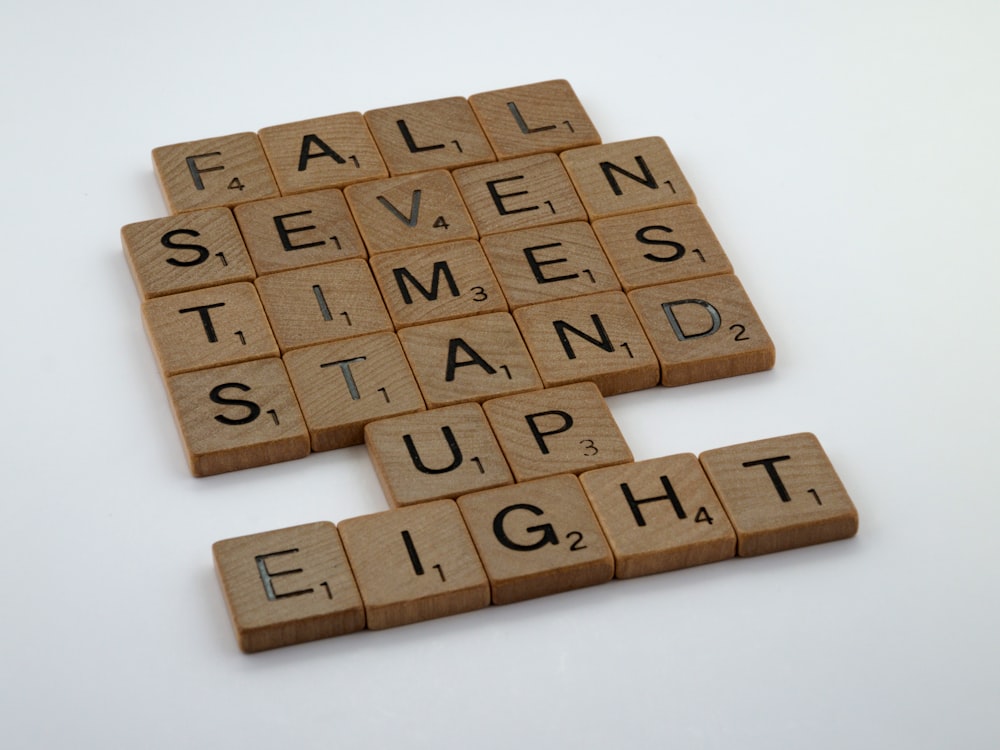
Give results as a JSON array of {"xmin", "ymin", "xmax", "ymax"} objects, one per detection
[
  {"xmin": 152, "ymin": 132, "xmax": 279, "ymax": 214},
  {"xmin": 369, "ymin": 240, "xmax": 508, "ymax": 329},
  {"xmin": 283, "ymin": 333, "xmax": 425, "ymax": 452},
  {"xmin": 457, "ymin": 474, "xmax": 614, "ymax": 605},
  {"xmin": 561, "ymin": 137, "xmax": 696, "ymax": 219},
  {"xmin": 338, "ymin": 499, "xmax": 491, "ymax": 629},
  {"xmin": 482, "ymin": 382, "xmax": 633, "ymax": 482},
  {"xmin": 344, "ymin": 170, "xmax": 477, "ymax": 255},
  {"xmin": 122, "ymin": 207, "xmax": 256, "ymax": 300},
  {"xmin": 397, "ymin": 312, "xmax": 542, "ymax": 408},
  {"xmin": 364, "ymin": 403, "xmax": 513, "ymax": 508},
  {"xmin": 452, "ymin": 153, "xmax": 587, "ymax": 236},
  {"xmin": 254, "ymin": 259, "xmax": 392, "ymax": 353},
  {"xmin": 233, "ymin": 189, "xmax": 367, "ymax": 275},
  {"xmin": 628, "ymin": 274, "xmax": 775, "ymax": 386},
  {"xmin": 468, "ymin": 79, "xmax": 601, "ymax": 159},
  {"xmin": 592, "ymin": 204, "xmax": 733, "ymax": 292},
  {"xmin": 213, "ymin": 521, "xmax": 365, "ymax": 652},
  {"xmin": 579, "ymin": 454, "xmax": 736, "ymax": 579},
  {"xmin": 479, "ymin": 221, "xmax": 621, "ymax": 309},
  {"xmin": 142, "ymin": 282, "xmax": 279, "ymax": 376},
  {"xmin": 514, "ymin": 291, "xmax": 659, "ymax": 396},
  {"xmin": 166, "ymin": 358, "xmax": 310, "ymax": 477},
  {"xmin": 364, "ymin": 96, "xmax": 495, "ymax": 176},
  {"xmin": 258, "ymin": 111, "xmax": 388, "ymax": 195},
  {"xmin": 699, "ymin": 433, "xmax": 859, "ymax": 557}
]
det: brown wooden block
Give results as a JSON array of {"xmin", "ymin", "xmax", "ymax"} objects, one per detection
[
  {"xmin": 514, "ymin": 291, "xmax": 659, "ymax": 396},
  {"xmin": 213, "ymin": 521, "xmax": 365, "ymax": 652},
  {"xmin": 166, "ymin": 358, "xmax": 310, "ymax": 477},
  {"xmin": 369, "ymin": 240, "xmax": 507, "ymax": 329},
  {"xmin": 122, "ymin": 208, "xmax": 256, "ymax": 299},
  {"xmin": 560, "ymin": 137, "xmax": 696, "ymax": 219},
  {"xmin": 283, "ymin": 333, "xmax": 425, "ymax": 452},
  {"xmin": 452, "ymin": 153, "xmax": 587, "ymax": 236},
  {"xmin": 397, "ymin": 312, "xmax": 541, "ymax": 408},
  {"xmin": 479, "ymin": 221, "xmax": 621, "ymax": 309},
  {"xmin": 468, "ymin": 79, "xmax": 601, "ymax": 159},
  {"xmin": 699, "ymin": 433, "xmax": 859, "ymax": 557},
  {"xmin": 628, "ymin": 274, "xmax": 775, "ymax": 386},
  {"xmin": 364, "ymin": 403, "xmax": 513, "ymax": 508},
  {"xmin": 142, "ymin": 282, "xmax": 279, "ymax": 376},
  {"xmin": 152, "ymin": 132, "xmax": 280, "ymax": 214},
  {"xmin": 591, "ymin": 204, "xmax": 733, "ymax": 292},
  {"xmin": 254, "ymin": 259, "xmax": 392, "ymax": 353},
  {"xmin": 364, "ymin": 96, "xmax": 495, "ymax": 176},
  {"xmin": 482, "ymin": 382, "xmax": 633, "ymax": 482},
  {"xmin": 579, "ymin": 454, "xmax": 736, "ymax": 579},
  {"xmin": 258, "ymin": 112, "xmax": 388, "ymax": 195},
  {"xmin": 233, "ymin": 189, "xmax": 366, "ymax": 275},
  {"xmin": 338, "ymin": 499, "xmax": 491, "ymax": 629},
  {"xmin": 457, "ymin": 474, "xmax": 614, "ymax": 605},
  {"xmin": 344, "ymin": 170, "xmax": 477, "ymax": 254}
]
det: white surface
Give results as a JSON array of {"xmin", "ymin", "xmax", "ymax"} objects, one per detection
[{"xmin": 3, "ymin": 1, "xmax": 998, "ymax": 747}]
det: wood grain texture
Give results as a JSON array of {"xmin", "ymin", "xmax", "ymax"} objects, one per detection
[
  {"xmin": 213, "ymin": 521, "xmax": 364, "ymax": 652},
  {"xmin": 468, "ymin": 79, "xmax": 601, "ymax": 159},
  {"xmin": 699, "ymin": 433, "xmax": 859, "ymax": 557},
  {"xmin": 152, "ymin": 132, "xmax": 279, "ymax": 214},
  {"xmin": 628, "ymin": 274, "xmax": 775, "ymax": 386},
  {"xmin": 258, "ymin": 111, "xmax": 388, "ymax": 195},
  {"xmin": 364, "ymin": 403, "xmax": 513, "ymax": 508},
  {"xmin": 338, "ymin": 499, "xmax": 491, "ymax": 629},
  {"xmin": 283, "ymin": 332, "xmax": 425, "ymax": 452},
  {"xmin": 166, "ymin": 358, "xmax": 310, "ymax": 477},
  {"xmin": 579, "ymin": 454, "xmax": 736, "ymax": 579},
  {"xmin": 457, "ymin": 474, "xmax": 614, "ymax": 605}
]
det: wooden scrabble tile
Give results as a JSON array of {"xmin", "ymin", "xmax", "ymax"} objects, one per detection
[
  {"xmin": 628, "ymin": 274, "xmax": 775, "ymax": 386},
  {"xmin": 579, "ymin": 454, "xmax": 736, "ymax": 579},
  {"xmin": 468, "ymin": 79, "xmax": 601, "ymax": 159},
  {"xmin": 142, "ymin": 282, "xmax": 279, "ymax": 376},
  {"xmin": 364, "ymin": 96, "xmax": 495, "ymax": 176},
  {"xmin": 258, "ymin": 112, "xmax": 388, "ymax": 195},
  {"xmin": 452, "ymin": 153, "xmax": 587, "ymax": 236},
  {"xmin": 213, "ymin": 521, "xmax": 364, "ymax": 652},
  {"xmin": 457, "ymin": 474, "xmax": 614, "ymax": 605},
  {"xmin": 699, "ymin": 433, "xmax": 859, "ymax": 557},
  {"xmin": 166, "ymin": 357, "xmax": 310, "ymax": 476},
  {"xmin": 152, "ymin": 132, "xmax": 280, "ymax": 214},
  {"xmin": 254, "ymin": 259, "xmax": 392, "ymax": 353},
  {"xmin": 514, "ymin": 291, "xmax": 659, "ymax": 396},
  {"xmin": 338, "ymin": 499, "xmax": 491, "ymax": 629},
  {"xmin": 364, "ymin": 403, "xmax": 513, "ymax": 508},
  {"xmin": 283, "ymin": 333, "xmax": 425, "ymax": 452},
  {"xmin": 479, "ymin": 221, "xmax": 621, "ymax": 309},
  {"xmin": 122, "ymin": 207, "xmax": 256, "ymax": 299},
  {"xmin": 233, "ymin": 189, "xmax": 366, "ymax": 275},
  {"xmin": 591, "ymin": 204, "xmax": 733, "ymax": 292},
  {"xmin": 344, "ymin": 170, "xmax": 477, "ymax": 254},
  {"xmin": 482, "ymin": 382, "xmax": 632, "ymax": 482},
  {"xmin": 560, "ymin": 137, "xmax": 696, "ymax": 219},
  {"xmin": 397, "ymin": 312, "xmax": 542, "ymax": 408},
  {"xmin": 369, "ymin": 240, "xmax": 508, "ymax": 329}
]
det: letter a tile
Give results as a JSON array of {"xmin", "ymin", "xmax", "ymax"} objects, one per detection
[
  {"xmin": 698, "ymin": 433, "xmax": 859, "ymax": 556},
  {"xmin": 213, "ymin": 521, "xmax": 365, "ymax": 652}
]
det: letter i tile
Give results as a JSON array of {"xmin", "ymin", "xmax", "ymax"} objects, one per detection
[
  {"xmin": 698, "ymin": 433, "xmax": 859, "ymax": 556},
  {"xmin": 213, "ymin": 521, "xmax": 365, "ymax": 652},
  {"xmin": 338, "ymin": 499, "xmax": 491, "ymax": 630}
]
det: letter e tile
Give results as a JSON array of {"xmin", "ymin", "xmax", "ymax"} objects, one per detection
[
  {"xmin": 698, "ymin": 433, "xmax": 859, "ymax": 556},
  {"xmin": 212, "ymin": 521, "xmax": 364, "ymax": 652}
]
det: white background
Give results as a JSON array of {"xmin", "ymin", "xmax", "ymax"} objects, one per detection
[{"xmin": 3, "ymin": 1, "xmax": 998, "ymax": 747}]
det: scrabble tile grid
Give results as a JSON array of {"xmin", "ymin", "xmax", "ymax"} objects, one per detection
[{"xmin": 121, "ymin": 79, "xmax": 858, "ymax": 652}]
